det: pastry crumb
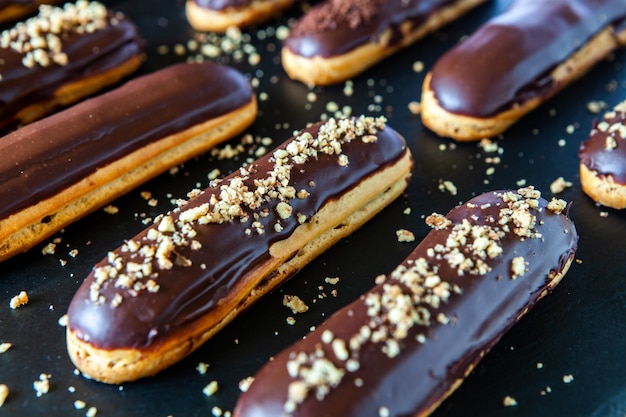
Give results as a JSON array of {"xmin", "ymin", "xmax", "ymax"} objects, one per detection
[
  {"xmin": 58, "ymin": 314, "xmax": 69, "ymax": 327},
  {"xmin": 202, "ymin": 380, "xmax": 219, "ymax": 397},
  {"xmin": 33, "ymin": 373, "xmax": 50, "ymax": 397},
  {"xmin": 0, "ymin": 384, "xmax": 8, "ymax": 406},
  {"xmin": 324, "ymin": 276, "xmax": 340, "ymax": 285},
  {"xmin": 563, "ymin": 374, "xmax": 574, "ymax": 384},
  {"xmin": 86, "ymin": 406, "xmax": 98, "ymax": 417},
  {"xmin": 503, "ymin": 395, "xmax": 518, "ymax": 406},
  {"xmin": 103, "ymin": 205, "xmax": 119, "ymax": 214},
  {"xmin": 0, "ymin": 343, "xmax": 11, "ymax": 353},
  {"xmin": 550, "ymin": 177, "xmax": 572, "ymax": 194},
  {"xmin": 239, "ymin": 376, "xmax": 254, "ymax": 392},
  {"xmin": 74, "ymin": 400, "xmax": 86, "ymax": 409},
  {"xmin": 9, "ymin": 291, "xmax": 29, "ymax": 309},
  {"xmin": 395, "ymin": 229, "xmax": 415, "ymax": 242},
  {"xmin": 408, "ymin": 101, "xmax": 421, "ymax": 115},
  {"xmin": 438, "ymin": 180, "xmax": 457, "ymax": 195},
  {"xmin": 283, "ymin": 295, "xmax": 309, "ymax": 314},
  {"xmin": 41, "ymin": 242, "xmax": 56, "ymax": 255},
  {"xmin": 196, "ymin": 362, "xmax": 209, "ymax": 375},
  {"xmin": 286, "ymin": 317, "xmax": 296, "ymax": 325}
]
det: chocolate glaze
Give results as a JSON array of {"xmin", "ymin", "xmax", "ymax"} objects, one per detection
[
  {"xmin": 0, "ymin": 61, "xmax": 253, "ymax": 221},
  {"xmin": 192, "ymin": 0, "xmax": 251, "ymax": 10},
  {"xmin": 234, "ymin": 190, "xmax": 578, "ymax": 417},
  {"xmin": 429, "ymin": 0, "xmax": 626, "ymax": 118},
  {"xmin": 0, "ymin": 0, "xmax": 56, "ymax": 6},
  {"xmin": 0, "ymin": 11, "xmax": 143, "ymax": 131},
  {"xmin": 67, "ymin": 119, "xmax": 410, "ymax": 350},
  {"xmin": 284, "ymin": 0, "xmax": 456, "ymax": 58},
  {"xmin": 579, "ymin": 104, "xmax": 626, "ymax": 184}
]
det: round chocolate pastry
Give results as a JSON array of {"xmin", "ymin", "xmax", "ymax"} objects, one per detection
[{"xmin": 579, "ymin": 100, "xmax": 626, "ymax": 209}]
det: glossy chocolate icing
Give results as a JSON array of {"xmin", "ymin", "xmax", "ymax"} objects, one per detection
[
  {"xmin": 284, "ymin": 0, "xmax": 456, "ymax": 58},
  {"xmin": 192, "ymin": 0, "xmax": 251, "ymax": 10},
  {"xmin": 429, "ymin": 0, "xmax": 626, "ymax": 118},
  {"xmin": 0, "ymin": 61, "xmax": 253, "ymax": 221},
  {"xmin": 67, "ymin": 118, "xmax": 410, "ymax": 350},
  {"xmin": 0, "ymin": 9, "xmax": 142, "ymax": 131},
  {"xmin": 0, "ymin": 0, "xmax": 51, "ymax": 6},
  {"xmin": 234, "ymin": 189, "xmax": 578, "ymax": 417},
  {"xmin": 579, "ymin": 102, "xmax": 626, "ymax": 184}
]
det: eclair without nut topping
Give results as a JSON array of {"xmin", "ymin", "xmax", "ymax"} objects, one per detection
[
  {"xmin": 0, "ymin": 1, "xmax": 144, "ymax": 132},
  {"xmin": 281, "ymin": 0, "xmax": 487, "ymax": 86},
  {"xmin": 0, "ymin": 61, "xmax": 256, "ymax": 261},
  {"xmin": 186, "ymin": 0, "xmax": 298, "ymax": 32},
  {"xmin": 66, "ymin": 116, "xmax": 413, "ymax": 384},
  {"xmin": 234, "ymin": 187, "xmax": 578, "ymax": 417},
  {"xmin": 421, "ymin": 0, "xmax": 626, "ymax": 141}
]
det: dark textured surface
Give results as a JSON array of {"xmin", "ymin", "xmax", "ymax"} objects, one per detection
[{"xmin": 1, "ymin": 0, "xmax": 626, "ymax": 416}]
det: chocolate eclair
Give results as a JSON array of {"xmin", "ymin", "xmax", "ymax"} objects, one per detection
[
  {"xmin": 281, "ymin": 0, "xmax": 487, "ymax": 86},
  {"xmin": 0, "ymin": 0, "xmax": 62, "ymax": 24},
  {"xmin": 0, "ymin": 61, "xmax": 257, "ymax": 262},
  {"xmin": 421, "ymin": 0, "xmax": 626, "ymax": 141},
  {"xmin": 234, "ymin": 187, "xmax": 578, "ymax": 417},
  {"xmin": 186, "ymin": 0, "xmax": 298, "ymax": 32},
  {"xmin": 0, "ymin": 1, "xmax": 144, "ymax": 132},
  {"xmin": 579, "ymin": 100, "xmax": 626, "ymax": 209},
  {"xmin": 66, "ymin": 116, "xmax": 413, "ymax": 384}
]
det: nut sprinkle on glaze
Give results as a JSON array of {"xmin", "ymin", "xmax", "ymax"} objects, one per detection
[
  {"xmin": 66, "ymin": 116, "xmax": 413, "ymax": 384},
  {"xmin": 0, "ymin": 0, "xmax": 143, "ymax": 131},
  {"xmin": 0, "ymin": 1, "xmax": 109, "ymax": 69},
  {"xmin": 234, "ymin": 187, "xmax": 578, "ymax": 417}
]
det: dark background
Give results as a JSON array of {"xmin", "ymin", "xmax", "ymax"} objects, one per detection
[{"xmin": 2, "ymin": 0, "xmax": 626, "ymax": 415}]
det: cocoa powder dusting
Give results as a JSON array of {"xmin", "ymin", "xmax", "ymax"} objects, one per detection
[{"xmin": 292, "ymin": 0, "xmax": 387, "ymax": 34}]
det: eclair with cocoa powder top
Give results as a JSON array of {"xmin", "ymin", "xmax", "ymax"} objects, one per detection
[
  {"xmin": 0, "ymin": 61, "xmax": 257, "ymax": 262},
  {"xmin": 421, "ymin": 0, "xmax": 626, "ymax": 141},
  {"xmin": 579, "ymin": 100, "xmax": 626, "ymax": 209},
  {"xmin": 234, "ymin": 187, "xmax": 578, "ymax": 417},
  {"xmin": 66, "ymin": 116, "xmax": 413, "ymax": 384},
  {"xmin": 281, "ymin": 0, "xmax": 487, "ymax": 86},
  {"xmin": 0, "ymin": 1, "xmax": 144, "ymax": 132},
  {"xmin": 186, "ymin": 0, "xmax": 299, "ymax": 32}
]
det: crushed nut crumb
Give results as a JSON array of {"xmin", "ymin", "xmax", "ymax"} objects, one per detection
[
  {"xmin": 9, "ymin": 291, "xmax": 29, "ymax": 309},
  {"xmin": 283, "ymin": 295, "xmax": 309, "ymax": 314}
]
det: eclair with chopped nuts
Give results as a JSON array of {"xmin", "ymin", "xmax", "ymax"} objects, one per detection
[
  {"xmin": 281, "ymin": 0, "xmax": 487, "ymax": 86},
  {"xmin": 185, "ymin": 0, "xmax": 298, "ymax": 32},
  {"xmin": 234, "ymin": 187, "xmax": 578, "ymax": 417},
  {"xmin": 421, "ymin": 0, "xmax": 626, "ymax": 141},
  {"xmin": 579, "ymin": 100, "xmax": 626, "ymax": 209},
  {"xmin": 0, "ymin": 61, "xmax": 257, "ymax": 262},
  {"xmin": 66, "ymin": 116, "xmax": 413, "ymax": 384},
  {"xmin": 0, "ymin": 1, "xmax": 144, "ymax": 132},
  {"xmin": 0, "ymin": 0, "xmax": 62, "ymax": 24}
]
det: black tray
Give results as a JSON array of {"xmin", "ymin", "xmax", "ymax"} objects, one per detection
[{"xmin": 2, "ymin": 1, "xmax": 626, "ymax": 416}]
